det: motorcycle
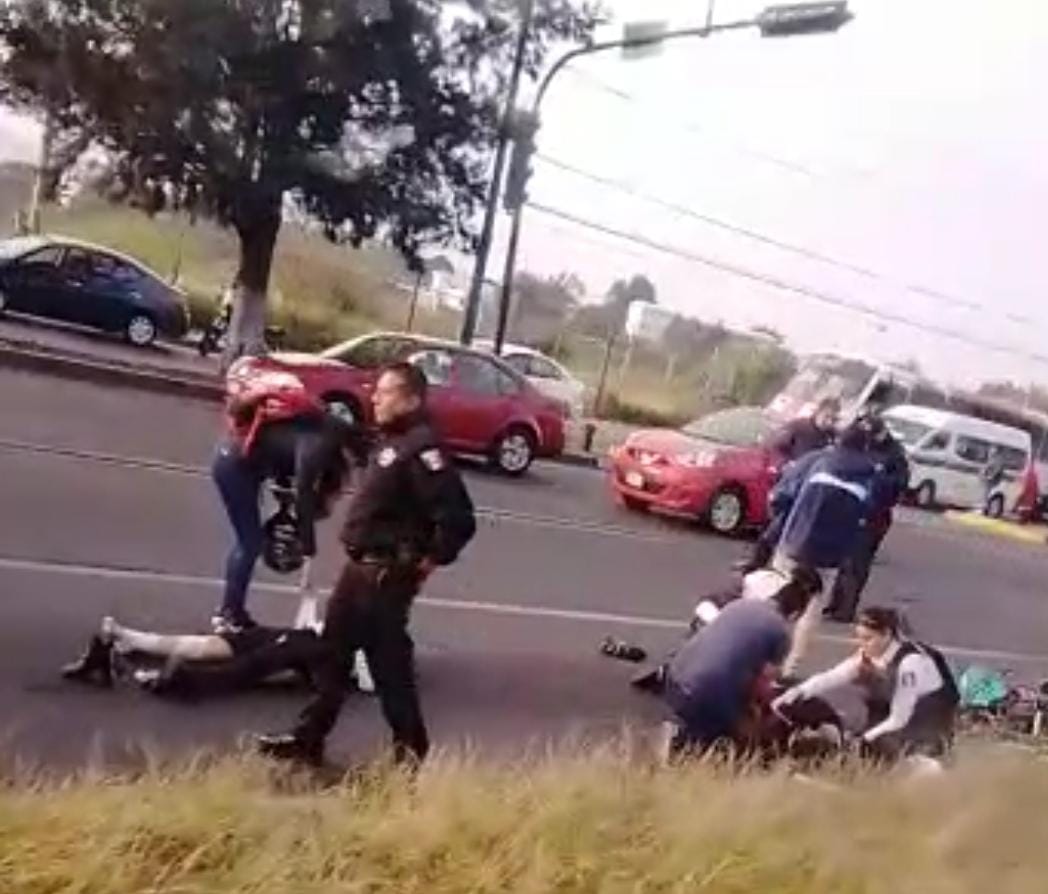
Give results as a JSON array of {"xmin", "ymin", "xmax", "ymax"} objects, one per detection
[
  {"xmin": 198, "ymin": 295, "xmax": 285, "ymax": 358},
  {"xmin": 956, "ymin": 666, "xmax": 1048, "ymax": 741}
]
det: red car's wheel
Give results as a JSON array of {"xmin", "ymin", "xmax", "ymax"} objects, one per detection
[
  {"xmin": 619, "ymin": 493, "xmax": 647, "ymax": 513},
  {"xmin": 492, "ymin": 426, "xmax": 536, "ymax": 476},
  {"xmin": 321, "ymin": 391, "xmax": 363, "ymax": 426},
  {"xmin": 707, "ymin": 486, "xmax": 747, "ymax": 536}
]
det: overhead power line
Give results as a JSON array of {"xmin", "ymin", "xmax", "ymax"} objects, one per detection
[
  {"xmin": 534, "ymin": 151, "xmax": 1039, "ymax": 328},
  {"xmin": 562, "ymin": 66, "xmax": 823, "ymax": 179},
  {"xmin": 525, "ymin": 200, "xmax": 1048, "ymax": 367}
]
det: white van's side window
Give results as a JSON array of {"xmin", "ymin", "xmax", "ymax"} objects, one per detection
[
  {"xmin": 956, "ymin": 436, "xmax": 991, "ymax": 465},
  {"xmin": 998, "ymin": 446, "xmax": 1028, "ymax": 471},
  {"xmin": 926, "ymin": 431, "xmax": 950, "ymax": 451}
]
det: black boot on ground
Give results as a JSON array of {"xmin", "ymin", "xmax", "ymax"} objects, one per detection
[
  {"xmin": 630, "ymin": 664, "xmax": 667, "ymax": 694},
  {"xmin": 256, "ymin": 732, "xmax": 325, "ymax": 767},
  {"xmin": 61, "ymin": 635, "xmax": 114, "ymax": 687}
]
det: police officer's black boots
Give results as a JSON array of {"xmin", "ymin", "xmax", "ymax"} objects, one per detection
[
  {"xmin": 255, "ymin": 732, "xmax": 325, "ymax": 767},
  {"xmin": 61, "ymin": 635, "xmax": 114, "ymax": 688}
]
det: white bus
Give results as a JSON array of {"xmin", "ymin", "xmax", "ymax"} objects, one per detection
[{"xmin": 767, "ymin": 353, "xmax": 1048, "ymax": 497}]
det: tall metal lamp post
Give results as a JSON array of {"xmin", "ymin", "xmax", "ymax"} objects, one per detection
[{"xmin": 490, "ymin": 2, "xmax": 854, "ymax": 356}]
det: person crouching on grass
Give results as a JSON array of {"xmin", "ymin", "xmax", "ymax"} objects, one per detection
[{"xmin": 773, "ymin": 606, "xmax": 959, "ymax": 765}]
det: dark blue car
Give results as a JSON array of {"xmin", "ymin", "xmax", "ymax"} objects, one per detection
[{"xmin": 0, "ymin": 235, "xmax": 188, "ymax": 347}]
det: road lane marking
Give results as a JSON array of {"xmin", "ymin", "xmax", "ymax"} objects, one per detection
[
  {"xmin": 1, "ymin": 554, "xmax": 1045, "ymax": 667},
  {"xmin": 0, "ymin": 437, "xmax": 680, "ymax": 545},
  {"xmin": 7, "ymin": 437, "xmax": 1048, "ymax": 559}
]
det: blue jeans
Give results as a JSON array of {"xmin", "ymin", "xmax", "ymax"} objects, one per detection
[
  {"xmin": 664, "ymin": 677, "xmax": 739, "ymax": 753},
  {"xmin": 212, "ymin": 444, "xmax": 263, "ymax": 620}
]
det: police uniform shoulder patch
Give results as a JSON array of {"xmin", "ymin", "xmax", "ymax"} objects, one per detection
[
  {"xmin": 420, "ymin": 448, "xmax": 445, "ymax": 471},
  {"xmin": 377, "ymin": 446, "xmax": 398, "ymax": 467}
]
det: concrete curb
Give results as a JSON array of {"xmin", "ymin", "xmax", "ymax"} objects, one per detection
[
  {"xmin": 550, "ymin": 451, "xmax": 601, "ymax": 470},
  {"xmin": 0, "ymin": 342, "xmax": 224, "ymax": 403},
  {"xmin": 0, "ymin": 342, "xmax": 604, "ymax": 470},
  {"xmin": 943, "ymin": 510, "xmax": 1047, "ymax": 546}
]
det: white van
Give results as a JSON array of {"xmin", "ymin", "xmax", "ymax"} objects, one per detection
[{"xmin": 883, "ymin": 405, "xmax": 1032, "ymax": 516}]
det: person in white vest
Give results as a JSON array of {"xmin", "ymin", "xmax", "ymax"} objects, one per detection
[{"xmin": 773, "ymin": 606, "xmax": 959, "ymax": 763}]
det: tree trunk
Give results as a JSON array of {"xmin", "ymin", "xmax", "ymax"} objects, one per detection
[{"xmin": 222, "ymin": 205, "xmax": 281, "ymax": 372}]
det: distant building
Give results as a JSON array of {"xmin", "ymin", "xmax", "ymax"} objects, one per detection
[{"xmin": 624, "ymin": 301, "xmax": 675, "ymax": 343}]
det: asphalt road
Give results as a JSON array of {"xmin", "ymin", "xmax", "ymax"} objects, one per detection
[{"xmin": 2, "ymin": 368, "xmax": 1047, "ymax": 771}]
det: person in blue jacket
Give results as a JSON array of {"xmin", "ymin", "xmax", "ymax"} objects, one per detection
[{"xmin": 769, "ymin": 420, "xmax": 889, "ymax": 673}]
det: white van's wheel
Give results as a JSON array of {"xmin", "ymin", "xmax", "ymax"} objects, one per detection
[{"xmin": 913, "ymin": 481, "xmax": 937, "ymax": 509}]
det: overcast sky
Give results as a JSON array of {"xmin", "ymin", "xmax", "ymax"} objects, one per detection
[
  {"xmin": 2, "ymin": 0, "xmax": 1045, "ymax": 388},
  {"xmin": 507, "ymin": 0, "xmax": 1048, "ymax": 389}
]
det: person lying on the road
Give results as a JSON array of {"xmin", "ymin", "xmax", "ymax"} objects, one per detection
[
  {"xmin": 61, "ymin": 616, "xmax": 375, "ymax": 698},
  {"xmin": 659, "ymin": 571, "xmax": 821, "ymax": 760},
  {"xmin": 630, "ymin": 566, "xmax": 822, "ymax": 694},
  {"xmin": 772, "ymin": 606, "xmax": 959, "ymax": 764},
  {"xmin": 213, "ymin": 363, "xmax": 368, "ymax": 634}
]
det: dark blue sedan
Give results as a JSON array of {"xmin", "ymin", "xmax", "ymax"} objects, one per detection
[{"xmin": 0, "ymin": 235, "xmax": 189, "ymax": 347}]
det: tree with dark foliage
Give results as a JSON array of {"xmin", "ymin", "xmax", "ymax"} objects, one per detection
[{"xmin": 0, "ymin": 0, "xmax": 599, "ymax": 362}]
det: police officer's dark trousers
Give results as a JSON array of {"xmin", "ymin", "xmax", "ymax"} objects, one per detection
[
  {"xmin": 825, "ymin": 522, "xmax": 888, "ymax": 621},
  {"xmin": 294, "ymin": 559, "xmax": 428, "ymax": 763}
]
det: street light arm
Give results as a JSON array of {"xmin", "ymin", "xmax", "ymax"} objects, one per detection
[
  {"xmin": 495, "ymin": 16, "xmax": 757, "ymax": 355},
  {"xmin": 532, "ymin": 18, "xmax": 756, "ymax": 113},
  {"xmin": 494, "ymin": 5, "xmax": 851, "ymax": 353}
]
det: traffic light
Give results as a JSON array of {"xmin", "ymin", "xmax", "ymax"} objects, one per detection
[
  {"xmin": 758, "ymin": 2, "xmax": 852, "ymax": 37},
  {"xmin": 502, "ymin": 109, "xmax": 540, "ymax": 213},
  {"xmin": 503, "ymin": 137, "xmax": 534, "ymax": 212}
]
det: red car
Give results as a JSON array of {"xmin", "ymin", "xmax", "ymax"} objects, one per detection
[
  {"xmin": 239, "ymin": 332, "xmax": 566, "ymax": 475},
  {"xmin": 608, "ymin": 406, "xmax": 783, "ymax": 535}
]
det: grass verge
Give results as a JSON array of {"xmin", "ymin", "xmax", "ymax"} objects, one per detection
[{"xmin": 0, "ymin": 748, "xmax": 1045, "ymax": 893}]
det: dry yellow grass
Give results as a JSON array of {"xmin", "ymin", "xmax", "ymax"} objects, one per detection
[{"xmin": 0, "ymin": 746, "xmax": 1045, "ymax": 894}]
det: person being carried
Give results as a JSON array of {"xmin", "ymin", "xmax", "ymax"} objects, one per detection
[
  {"xmin": 659, "ymin": 570, "xmax": 821, "ymax": 760},
  {"xmin": 256, "ymin": 362, "xmax": 477, "ymax": 768},
  {"xmin": 212, "ymin": 362, "xmax": 367, "ymax": 634},
  {"xmin": 773, "ymin": 606, "xmax": 959, "ymax": 764},
  {"xmin": 60, "ymin": 615, "xmax": 331, "ymax": 697}
]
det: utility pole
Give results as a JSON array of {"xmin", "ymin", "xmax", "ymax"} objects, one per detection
[
  {"xmin": 593, "ymin": 329, "xmax": 617, "ymax": 418},
  {"xmin": 406, "ymin": 268, "xmax": 424, "ymax": 332},
  {"xmin": 494, "ymin": 109, "xmax": 539, "ymax": 355},
  {"xmin": 459, "ymin": 0, "xmax": 536, "ymax": 347},
  {"xmin": 27, "ymin": 109, "xmax": 54, "ymax": 234}
]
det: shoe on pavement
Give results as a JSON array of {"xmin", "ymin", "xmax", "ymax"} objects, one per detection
[
  {"xmin": 133, "ymin": 668, "xmax": 164, "ymax": 690},
  {"xmin": 630, "ymin": 664, "xmax": 667, "ymax": 694},
  {"xmin": 256, "ymin": 732, "xmax": 325, "ymax": 767},
  {"xmin": 61, "ymin": 635, "xmax": 114, "ymax": 688},
  {"xmin": 210, "ymin": 611, "xmax": 258, "ymax": 635}
]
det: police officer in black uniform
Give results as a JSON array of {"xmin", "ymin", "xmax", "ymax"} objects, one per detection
[{"xmin": 257, "ymin": 361, "xmax": 477, "ymax": 767}]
